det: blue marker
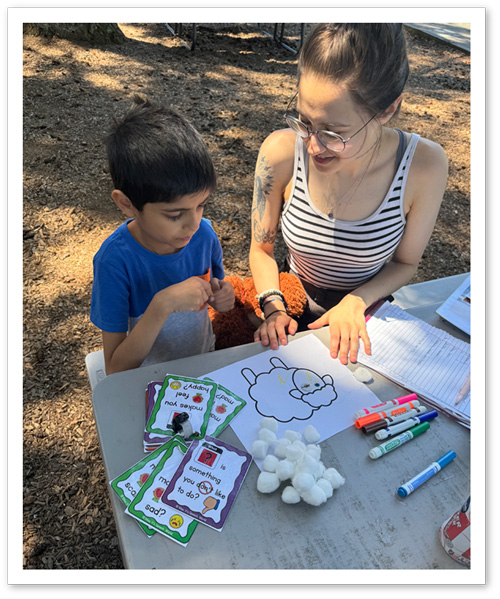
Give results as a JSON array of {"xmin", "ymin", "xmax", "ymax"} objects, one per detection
[
  {"xmin": 397, "ymin": 451, "xmax": 457, "ymax": 497},
  {"xmin": 375, "ymin": 411, "xmax": 439, "ymax": 440}
]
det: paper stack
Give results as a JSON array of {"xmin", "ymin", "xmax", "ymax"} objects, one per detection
[{"xmin": 357, "ymin": 302, "xmax": 470, "ymax": 428}]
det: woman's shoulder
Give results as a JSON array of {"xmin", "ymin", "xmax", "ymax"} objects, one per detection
[
  {"xmin": 257, "ymin": 128, "xmax": 296, "ymax": 187},
  {"xmin": 403, "ymin": 133, "xmax": 448, "ymax": 209},
  {"xmin": 259, "ymin": 128, "xmax": 296, "ymax": 164},
  {"xmin": 409, "ymin": 132, "xmax": 448, "ymax": 175}
]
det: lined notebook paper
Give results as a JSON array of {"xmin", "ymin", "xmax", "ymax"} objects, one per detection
[{"xmin": 358, "ymin": 302, "xmax": 470, "ymax": 427}]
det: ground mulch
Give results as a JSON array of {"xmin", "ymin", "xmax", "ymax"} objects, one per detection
[{"xmin": 22, "ymin": 23, "xmax": 470, "ymax": 569}]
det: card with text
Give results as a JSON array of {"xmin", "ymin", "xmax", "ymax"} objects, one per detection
[
  {"xmin": 109, "ymin": 437, "xmax": 187, "ymax": 537},
  {"xmin": 204, "ymin": 380, "xmax": 247, "ymax": 437},
  {"xmin": 144, "ymin": 382, "xmax": 169, "ymax": 450},
  {"xmin": 145, "ymin": 374, "xmax": 217, "ymax": 441},
  {"xmin": 126, "ymin": 437, "xmax": 198, "ymax": 547},
  {"xmin": 161, "ymin": 436, "xmax": 252, "ymax": 532}
]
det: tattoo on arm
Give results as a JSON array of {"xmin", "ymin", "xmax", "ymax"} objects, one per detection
[
  {"xmin": 252, "ymin": 154, "xmax": 274, "ymax": 220},
  {"xmin": 253, "ymin": 218, "xmax": 278, "ymax": 245}
]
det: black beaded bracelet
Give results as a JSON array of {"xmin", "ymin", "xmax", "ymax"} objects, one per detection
[{"xmin": 257, "ymin": 289, "xmax": 288, "ymax": 313}]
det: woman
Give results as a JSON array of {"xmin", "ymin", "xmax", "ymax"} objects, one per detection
[{"xmin": 249, "ymin": 23, "xmax": 448, "ymax": 364}]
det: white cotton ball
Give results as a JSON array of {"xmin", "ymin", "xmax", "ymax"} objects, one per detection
[
  {"xmin": 353, "ymin": 366, "xmax": 373, "ymax": 383},
  {"xmin": 284, "ymin": 429, "xmax": 302, "ymax": 442},
  {"xmin": 275, "ymin": 459, "xmax": 296, "ymax": 481},
  {"xmin": 285, "ymin": 444, "xmax": 304, "ymax": 462},
  {"xmin": 301, "ymin": 484, "xmax": 327, "ymax": 506},
  {"xmin": 258, "ymin": 428, "xmax": 278, "ymax": 445},
  {"xmin": 316, "ymin": 478, "xmax": 333, "ymax": 499},
  {"xmin": 292, "ymin": 472, "xmax": 315, "ymax": 493},
  {"xmin": 314, "ymin": 461, "xmax": 326, "ymax": 480},
  {"xmin": 282, "ymin": 486, "xmax": 301, "ymax": 504},
  {"xmin": 262, "ymin": 454, "xmax": 280, "ymax": 473},
  {"xmin": 292, "ymin": 440, "xmax": 307, "ymax": 452},
  {"xmin": 303, "ymin": 424, "xmax": 321, "ymax": 444},
  {"xmin": 274, "ymin": 438, "xmax": 291, "ymax": 459},
  {"xmin": 251, "ymin": 439, "xmax": 269, "ymax": 460},
  {"xmin": 306, "ymin": 444, "xmax": 321, "ymax": 459},
  {"xmin": 260, "ymin": 417, "xmax": 278, "ymax": 432},
  {"xmin": 294, "ymin": 453, "xmax": 318, "ymax": 476},
  {"xmin": 323, "ymin": 468, "xmax": 345, "ymax": 490},
  {"xmin": 257, "ymin": 471, "xmax": 280, "ymax": 494}
]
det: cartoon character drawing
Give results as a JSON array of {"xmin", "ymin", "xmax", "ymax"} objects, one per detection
[{"xmin": 241, "ymin": 357, "xmax": 337, "ymax": 422}]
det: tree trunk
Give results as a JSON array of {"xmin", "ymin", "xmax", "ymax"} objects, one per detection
[{"xmin": 23, "ymin": 23, "xmax": 127, "ymax": 44}]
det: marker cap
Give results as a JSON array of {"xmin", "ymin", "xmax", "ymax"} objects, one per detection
[
  {"xmin": 417, "ymin": 410, "xmax": 439, "ymax": 423},
  {"xmin": 436, "ymin": 450, "xmax": 457, "ymax": 468},
  {"xmin": 408, "ymin": 421, "xmax": 430, "ymax": 437}
]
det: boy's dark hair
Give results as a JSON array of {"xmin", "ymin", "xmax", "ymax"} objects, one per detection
[
  {"xmin": 298, "ymin": 23, "xmax": 409, "ymax": 118},
  {"xmin": 105, "ymin": 95, "xmax": 216, "ymax": 210}
]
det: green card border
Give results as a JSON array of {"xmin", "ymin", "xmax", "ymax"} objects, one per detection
[
  {"xmin": 145, "ymin": 374, "xmax": 217, "ymax": 440},
  {"xmin": 126, "ymin": 436, "xmax": 198, "ymax": 544}
]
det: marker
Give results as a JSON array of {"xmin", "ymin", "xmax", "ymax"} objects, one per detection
[
  {"xmin": 375, "ymin": 411, "xmax": 438, "ymax": 440},
  {"xmin": 362, "ymin": 406, "xmax": 428, "ymax": 434},
  {"xmin": 397, "ymin": 451, "xmax": 457, "ymax": 497},
  {"xmin": 354, "ymin": 393, "xmax": 418, "ymax": 419},
  {"xmin": 355, "ymin": 401, "xmax": 421, "ymax": 429},
  {"xmin": 361, "ymin": 406, "xmax": 429, "ymax": 434},
  {"xmin": 368, "ymin": 422, "xmax": 430, "ymax": 459}
]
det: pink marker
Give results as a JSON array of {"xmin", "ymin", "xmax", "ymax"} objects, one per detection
[{"xmin": 353, "ymin": 393, "xmax": 418, "ymax": 420}]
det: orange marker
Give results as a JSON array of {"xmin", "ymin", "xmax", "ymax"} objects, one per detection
[{"xmin": 354, "ymin": 401, "xmax": 421, "ymax": 429}]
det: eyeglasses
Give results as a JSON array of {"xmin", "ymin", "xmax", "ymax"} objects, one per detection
[{"xmin": 284, "ymin": 91, "xmax": 376, "ymax": 152}]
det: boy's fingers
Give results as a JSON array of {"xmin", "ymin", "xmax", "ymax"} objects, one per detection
[
  {"xmin": 210, "ymin": 277, "xmax": 222, "ymax": 293},
  {"xmin": 288, "ymin": 318, "xmax": 298, "ymax": 336}
]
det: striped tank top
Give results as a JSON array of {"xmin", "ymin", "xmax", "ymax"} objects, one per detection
[{"xmin": 281, "ymin": 132, "xmax": 420, "ymax": 290}]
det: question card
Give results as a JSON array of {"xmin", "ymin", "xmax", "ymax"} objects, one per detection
[
  {"xmin": 145, "ymin": 374, "xmax": 217, "ymax": 441},
  {"xmin": 126, "ymin": 437, "xmax": 198, "ymax": 547},
  {"xmin": 109, "ymin": 437, "xmax": 187, "ymax": 536},
  {"xmin": 204, "ymin": 381, "xmax": 247, "ymax": 437},
  {"xmin": 161, "ymin": 436, "xmax": 252, "ymax": 532},
  {"xmin": 144, "ymin": 382, "xmax": 169, "ymax": 451}
]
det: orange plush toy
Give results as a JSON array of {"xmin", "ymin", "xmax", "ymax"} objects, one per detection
[{"xmin": 208, "ymin": 273, "xmax": 308, "ymax": 350}]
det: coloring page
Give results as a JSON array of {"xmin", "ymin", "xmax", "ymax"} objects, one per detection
[{"xmin": 205, "ymin": 334, "xmax": 380, "ymax": 464}]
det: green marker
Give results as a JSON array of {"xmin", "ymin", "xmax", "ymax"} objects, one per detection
[{"xmin": 368, "ymin": 422, "xmax": 430, "ymax": 459}]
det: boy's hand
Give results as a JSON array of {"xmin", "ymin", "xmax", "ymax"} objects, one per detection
[
  {"xmin": 208, "ymin": 278, "xmax": 235, "ymax": 312},
  {"xmin": 156, "ymin": 277, "xmax": 214, "ymax": 314}
]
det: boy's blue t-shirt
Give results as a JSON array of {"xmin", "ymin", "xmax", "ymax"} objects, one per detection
[{"xmin": 90, "ymin": 218, "xmax": 224, "ymax": 360}]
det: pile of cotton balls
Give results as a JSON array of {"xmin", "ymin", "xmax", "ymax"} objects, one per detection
[{"xmin": 252, "ymin": 417, "xmax": 345, "ymax": 506}]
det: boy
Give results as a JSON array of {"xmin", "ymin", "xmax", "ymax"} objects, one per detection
[{"xmin": 90, "ymin": 96, "xmax": 235, "ymax": 374}]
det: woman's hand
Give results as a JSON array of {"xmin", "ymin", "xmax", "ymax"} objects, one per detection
[
  {"xmin": 254, "ymin": 310, "xmax": 298, "ymax": 350},
  {"xmin": 307, "ymin": 294, "xmax": 372, "ymax": 364}
]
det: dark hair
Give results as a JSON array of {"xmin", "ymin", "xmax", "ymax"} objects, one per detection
[
  {"xmin": 298, "ymin": 23, "xmax": 409, "ymax": 117},
  {"xmin": 105, "ymin": 96, "xmax": 216, "ymax": 210}
]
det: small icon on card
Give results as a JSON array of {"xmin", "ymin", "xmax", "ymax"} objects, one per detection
[{"xmin": 197, "ymin": 442, "xmax": 223, "ymax": 469}]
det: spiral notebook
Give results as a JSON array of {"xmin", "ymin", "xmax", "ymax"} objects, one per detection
[{"xmin": 357, "ymin": 302, "xmax": 470, "ymax": 428}]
